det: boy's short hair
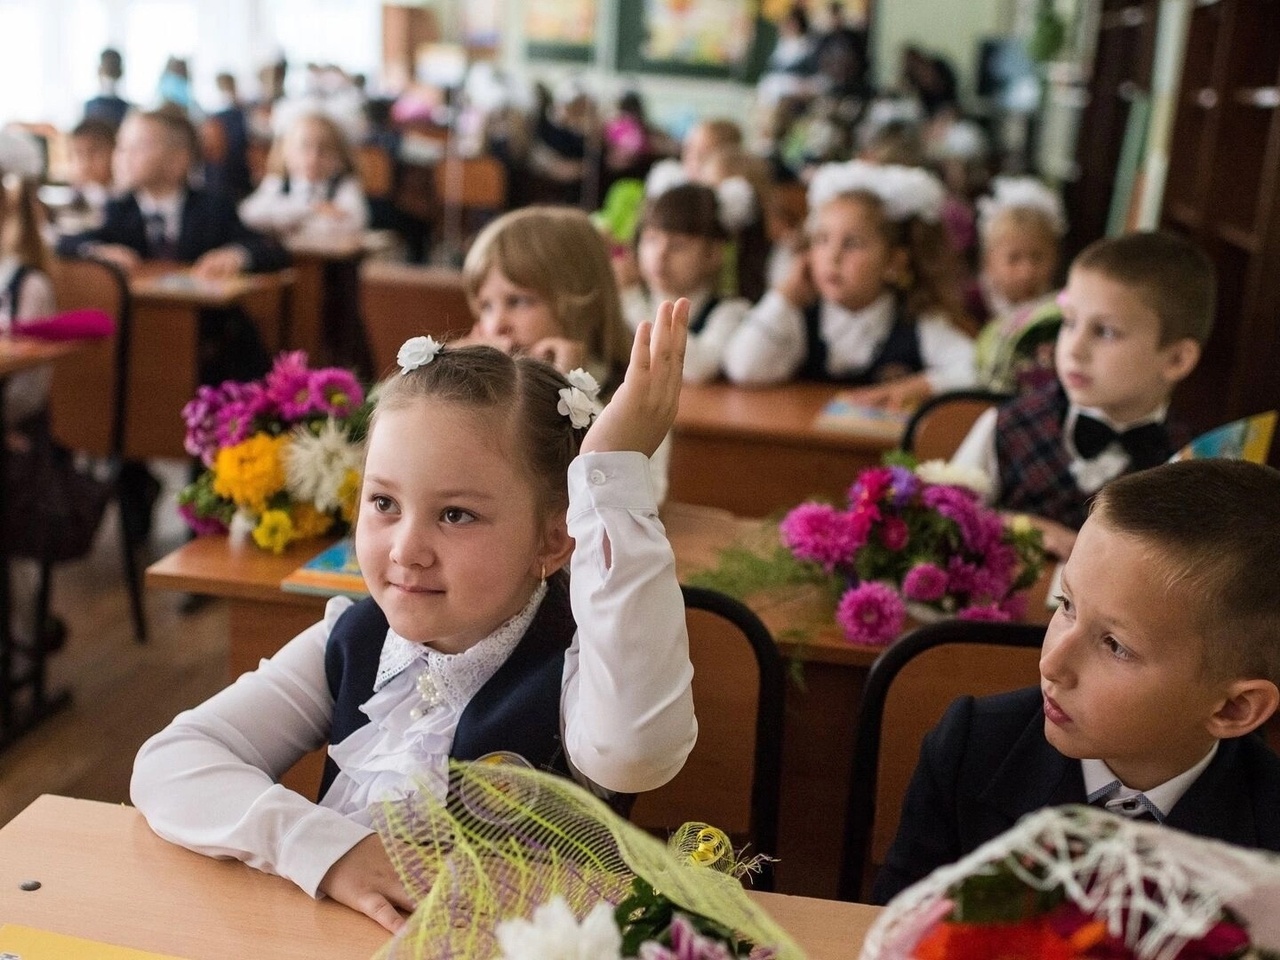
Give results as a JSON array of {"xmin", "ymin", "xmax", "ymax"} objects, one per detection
[
  {"xmin": 71, "ymin": 117, "xmax": 116, "ymax": 149},
  {"xmin": 99, "ymin": 48, "xmax": 123, "ymax": 80},
  {"xmin": 1073, "ymin": 231, "xmax": 1216, "ymax": 346},
  {"xmin": 1092, "ymin": 459, "xmax": 1280, "ymax": 686},
  {"xmin": 134, "ymin": 108, "xmax": 199, "ymax": 164}
]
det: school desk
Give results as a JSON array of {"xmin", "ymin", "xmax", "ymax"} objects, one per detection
[
  {"xmin": 0, "ymin": 794, "xmax": 883, "ymax": 960},
  {"xmin": 123, "ymin": 265, "xmax": 294, "ymax": 458},
  {"xmin": 0, "ymin": 338, "xmax": 84, "ymax": 749},
  {"xmin": 671, "ymin": 383, "xmax": 899, "ymax": 517}
]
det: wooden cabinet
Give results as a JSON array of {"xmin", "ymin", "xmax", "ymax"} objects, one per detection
[{"xmin": 1159, "ymin": 0, "xmax": 1280, "ymax": 450}]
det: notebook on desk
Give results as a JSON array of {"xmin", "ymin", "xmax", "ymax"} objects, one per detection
[
  {"xmin": 812, "ymin": 392, "xmax": 911, "ymax": 442},
  {"xmin": 280, "ymin": 538, "xmax": 368, "ymax": 599},
  {"xmin": 0, "ymin": 925, "xmax": 187, "ymax": 959}
]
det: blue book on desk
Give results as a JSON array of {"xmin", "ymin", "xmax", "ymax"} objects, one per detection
[{"xmin": 281, "ymin": 538, "xmax": 369, "ymax": 599}]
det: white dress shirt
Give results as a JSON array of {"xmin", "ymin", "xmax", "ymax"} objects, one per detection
[
  {"xmin": 239, "ymin": 173, "xmax": 370, "ymax": 237},
  {"xmin": 1082, "ymin": 744, "xmax": 1218, "ymax": 822},
  {"xmin": 136, "ymin": 190, "xmax": 185, "ymax": 248},
  {"xmin": 130, "ymin": 451, "xmax": 696, "ymax": 899},
  {"xmin": 620, "ymin": 286, "xmax": 750, "ymax": 385},
  {"xmin": 722, "ymin": 290, "xmax": 976, "ymax": 391},
  {"xmin": 951, "ymin": 401, "xmax": 1171, "ymax": 504}
]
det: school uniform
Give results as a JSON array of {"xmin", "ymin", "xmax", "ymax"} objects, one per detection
[
  {"xmin": 130, "ymin": 452, "xmax": 696, "ymax": 899},
  {"xmin": 621, "ymin": 286, "xmax": 749, "ymax": 384},
  {"xmin": 951, "ymin": 381, "xmax": 1187, "ymax": 529},
  {"xmin": 722, "ymin": 290, "xmax": 975, "ymax": 390},
  {"xmin": 239, "ymin": 173, "xmax": 369, "ymax": 238},
  {"xmin": 84, "ymin": 93, "xmax": 130, "ymax": 129},
  {"xmin": 872, "ymin": 687, "xmax": 1280, "ymax": 904}
]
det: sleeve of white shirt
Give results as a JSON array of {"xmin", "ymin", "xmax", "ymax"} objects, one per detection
[
  {"xmin": 917, "ymin": 312, "xmax": 978, "ymax": 393},
  {"xmin": 129, "ymin": 596, "xmax": 374, "ymax": 898},
  {"xmin": 949, "ymin": 406, "xmax": 1002, "ymax": 504},
  {"xmin": 683, "ymin": 297, "xmax": 749, "ymax": 384},
  {"xmin": 330, "ymin": 176, "xmax": 370, "ymax": 231},
  {"xmin": 238, "ymin": 175, "xmax": 307, "ymax": 233},
  {"xmin": 721, "ymin": 290, "xmax": 806, "ymax": 385},
  {"xmin": 561, "ymin": 451, "xmax": 696, "ymax": 794}
]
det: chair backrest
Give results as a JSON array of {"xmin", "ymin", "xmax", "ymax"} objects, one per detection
[
  {"xmin": 838, "ymin": 619, "xmax": 1045, "ymax": 901},
  {"xmin": 356, "ymin": 144, "xmax": 395, "ymax": 199},
  {"xmin": 434, "ymin": 154, "xmax": 507, "ymax": 212},
  {"xmin": 46, "ymin": 256, "xmax": 133, "ymax": 458},
  {"xmin": 900, "ymin": 389, "xmax": 1012, "ymax": 462},
  {"xmin": 360, "ymin": 261, "xmax": 473, "ymax": 376},
  {"xmin": 628, "ymin": 585, "xmax": 785, "ymax": 890}
]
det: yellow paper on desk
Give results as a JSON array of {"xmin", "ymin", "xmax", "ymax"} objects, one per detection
[{"xmin": 0, "ymin": 924, "xmax": 188, "ymax": 959}]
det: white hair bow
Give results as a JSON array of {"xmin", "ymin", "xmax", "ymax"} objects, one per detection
[
  {"xmin": 977, "ymin": 176, "xmax": 1068, "ymax": 238},
  {"xmin": 643, "ymin": 159, "xmax": 758, "ymax": 233},
  {"xmin": 807, "ymin": 160, "xmax": 946, "ymax": 224}
]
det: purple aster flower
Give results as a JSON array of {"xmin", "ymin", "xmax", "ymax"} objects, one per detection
[
  {"xmin": 638, "ymin": 915, "xmax": 734, "ymax": 960},
  {"xmin": 1000, "ymin": 592, "xmax": 1029, "ymax": 621},
  {"xmin": 309, "ymin": 368, "xmax": 364, "ymax": 417},
  {"xmin": 265, "ymin": 350, "xmax": 314, "ymax": 418},
  {"xmin": 213, "ymin": 385, "xmax": 272, "ymax": 448},
  {"xmin": 177, "ymin": 501, "xmax": 230, "ymax": 536},
  {"xmin": 902, "ymin": 563, "xmax": 948, "ymax": 602},
  {"xmin": 886, "ymin": 465, "xmax": 919, "ymax": 506},
  {"xmin": 923, "ymin": 485, "xmax": 986, "ymax": 550},
  {"xmin": 780, "ymin": 503, "xmax": 868, "ymax": 572},
  {"xmin": 958, "ymin": 602, "xmax": 1012, "ymax": 622},
  {"xmin": 836, "ymin": 581, "xmax": 906, "ymax": 646}
]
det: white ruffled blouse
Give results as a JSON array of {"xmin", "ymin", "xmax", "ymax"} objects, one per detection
[{"xmin": 321, "ymin": 582, "xmax": 547, "ymax": 823}]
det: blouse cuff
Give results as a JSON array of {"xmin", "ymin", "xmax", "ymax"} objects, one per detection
[
  {"xmin": 278, "ymin": 803, "xmax": 376, "ymax": 897},
  {"xmin": 567, "ymin": 451, "xmax": 658, "ymax": 518}
]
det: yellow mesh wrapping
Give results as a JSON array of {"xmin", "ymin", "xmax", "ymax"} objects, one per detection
[{"xmin": 372, "ymin": 760, "xmax": 805, "ymax": 959}]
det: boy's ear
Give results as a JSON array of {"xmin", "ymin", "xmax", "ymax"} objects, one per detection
[
  {"xmin": 1206, "ymin": 679, "xmax": 1280, "ymax": 740},
  {"xmin": 537, "ymin": 517, "xmax": 575, "ymax": 578},
  {"xmin": 1160, "ymin": 337, "xmax": 1201, "ymax": 384}
]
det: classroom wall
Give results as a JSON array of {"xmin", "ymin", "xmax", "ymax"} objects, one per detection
[{"xmin": 872, "ymin": 0, "xmax": 1019, "ymax": 100}]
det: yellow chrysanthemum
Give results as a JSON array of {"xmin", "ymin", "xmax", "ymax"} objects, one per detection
[
  {"xmin": 252, "ymin": 509, "xmax": 294, "ymax": 554},
  {"xmin": 337, "ymin": 468, "xmax": 362, "ymax": 523},
  {"xmin": 291, "ymin": 502, "xmax": 334, "ymax": 541},
  {"xmin": 213, "ymin": 433, "xmax": 289, "ymax": 513}
]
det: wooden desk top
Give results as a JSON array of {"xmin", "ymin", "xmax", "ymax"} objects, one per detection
[
  {"xmin": 675, "ymin": 382, "xmax": 899, "ymax": 453},
  {"xmin": 130, "ymin": 265, "xmax": 295, "ymax": 306},
  {"xmin": 145, "ymin": 533, "xmax": 336, "ymax": 607},
  {"xmin": 0, "ymin": 337, "xmax": 80, "ymax": 378},
  {"xmin": 0, "ymin": 795, "xmax": 880, "ymax": 960}
]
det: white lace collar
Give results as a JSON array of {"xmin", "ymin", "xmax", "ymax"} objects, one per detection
[
  {"xmin": 372, "ymin": 581, "xmax": 548, "ymax": 699},
  {"xmin": 820, "ymin": 290, "xmax": 895, "ymax": 330}
]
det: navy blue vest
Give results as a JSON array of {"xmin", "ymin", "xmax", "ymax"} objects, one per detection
[
  {"xmin": 319, "ymin": 575, "xmax": 577, "ymax": 800},
  {"xmin": 281, "ymin": 173, "xmax": 343, "ymax": 202},
  {"xmin": 689, "ymin": 295, "xmax": 721, "ymax": 336},
  {"xmin": 799, "ymin": 296, "xmax": 924, "ymax": 384}
]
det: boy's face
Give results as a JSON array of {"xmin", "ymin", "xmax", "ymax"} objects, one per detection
[
  {"xmin": 69, "ymin": 136, "xmax": 114, "ymax": 188},
  {"xmin": 1055, "ymin": 266, "xmax": 1197, "ymax": 424},
  {"xmin": 638, "ymin": 226, "xmax": 720, "ymax": 299},
  {"xmin": 113, "ymin": 116, "xmax": 188, "ymax": 194},
  {"xmin": 983, "ymin": 225, "xmax": 1056, "ymax": 307},
  {"xmin": 1040, "ymin": 515, "xmax": 1227, "ymax": 790}
]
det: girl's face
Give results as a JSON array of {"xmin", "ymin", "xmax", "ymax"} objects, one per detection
[
  {"xmin": 285, "ymin": 122, "xmax": 341, "ymax": 183},
  {"xmin": 473, "ymin": 268, "xmax": 563, "ymax": 351},
  {"xmin": 637, "ymin": 226, "xmax": 721, "ymax": 299},
  {"xmin": 356, "ymin": 400, "xmax": 562, "ymax": 654},
  {"xmin": 807, "ymin": 196, "xmax": 902, "ymax": 312},
  {"xmin": 984, "ymin": 224, "xmax": 1057, "ymax": 306}
]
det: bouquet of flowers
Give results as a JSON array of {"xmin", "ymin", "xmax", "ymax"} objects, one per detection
[
  {"xmin": 778, "ymin": 458, "xmax": 1046, "ymax": 646},
  {"xmin": 862, "ymin": 806, "xmax": 1280, "ymax": 960},
  {"xmin": 177, "ymin": 351, "xmax": 371, "ymax": 553},
  {"xmin": 374, "ymin": 761, "xmax": 795, "ymax": 960}
]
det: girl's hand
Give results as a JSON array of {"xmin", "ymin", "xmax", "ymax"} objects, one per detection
[
  {"xmin": 193, "ymin": 246, "xmax": 249, "ymax": 280},
  {"xmin": 530, "ymin": 336, "xmax": 587, "ymax": 373},
  {"xmin": 453, "ymin": 326, "xmax": 516, "ymax": 356},
  {"xmin": 778, "ymin": 248, "xmax": 816, "ymax": 310},
  {"xmin": 581, "ymin": 298, "xmax": 688, "ymax": 458},
  {"xmin": 318, "ymin": 834, "xmax": 415, "ymax": 933}
]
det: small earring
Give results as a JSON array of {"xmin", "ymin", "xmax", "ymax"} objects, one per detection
[{"xmin": 540, "ymin": 564, "xmax": 547, "ymax": 584}]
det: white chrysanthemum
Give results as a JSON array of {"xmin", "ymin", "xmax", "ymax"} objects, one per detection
[
  {"xmin": 565, "ymin": 368, "xmax": 600, "ymax": 397},
  {"xmin": 557, "ymin": 386, "xmax": 601, "ymax": 429},
  {"xmin": 397, "ymin": 335, "xmax": 443, "ymax": 374},
  {"xmin": 495, "ymin": 897, "xmax": 622, "ymax": 960},
  {"xmin": 283, "ymin": 419, "xmax": 363, "ymax": 512},
  {"xmin": 915, "ymin": 459, "xmax": 993, "ymax": 497},
  {"xmin": 807, "ymin": 160, "xmax": 946, "ymax": 224}
]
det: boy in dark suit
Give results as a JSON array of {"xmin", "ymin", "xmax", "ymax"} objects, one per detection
[
  {"xmin": 873, "ymin": 459, "xmax": 1280, "ymax": 904},
  {"xmin": 951, "ymin": 232, "xmax": 1213, "ymax": 561}
]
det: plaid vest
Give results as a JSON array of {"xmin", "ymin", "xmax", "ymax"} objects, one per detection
[{"xmin": 994, "ymin": 383, "xmax": 1184, "ymax": 530}]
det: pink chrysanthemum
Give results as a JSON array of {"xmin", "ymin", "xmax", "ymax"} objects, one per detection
[
  {"xmin": 1000, "ymin": 592, "xmax": 1029, "ymax": 621},
  {"xmin": 958, "ymin": 602, "xmax": 1012, "ymax": 622},
  {"xmin": 265, "ymin": 350, "xmax": 314, "ymax": 418},
  {"xmin": 923, "ymin": 485, "xmax": 986, "ymax": 550},
  {"xmin": 850, "ymin": 466, "xmax": 893, "ymax": 508},
  {"xmin": 779, "ymin": 503, "xmax": 868, "ymax": 572},
  {"xmin": 880, "ymin": 516, "xmax": 910, "ymax": 552},
  {"xmin": 902, "ymin": 563, "xmax": 948, "ymax": 602},
  {"xmin": 177, "ymin": 501, "xmax": 230, "ymax": 536},
  {"xmin": 309, "ymin": 368, "xmax": 364, "ymax": 417},
  {"xmin": 836, "ymin": 581, "xmax": 906, "ymax": 646},
  {"xmin": 213, "ymin": 385, "xmax": 271, "ymax": 449}
]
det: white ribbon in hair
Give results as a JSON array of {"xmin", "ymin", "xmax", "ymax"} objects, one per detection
[
  {"xmin": 643, "ymin": 158, "xmax": 758, "ymax": 233},
  {"xmin": 807, "ymin": 160, "xmax": 946, "ymax": 224},
  {"xmin": 977, "ymin": 175, "xmax": 1068, "ymax": 238}
]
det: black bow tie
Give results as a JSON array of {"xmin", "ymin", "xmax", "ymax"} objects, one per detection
[{"xmin": 1072, "ymin": 414, "xmax": 1169, "ymax": 468}]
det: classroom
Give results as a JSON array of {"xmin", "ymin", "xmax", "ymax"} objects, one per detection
[{"xmin": 3, "ymin": 1, "xmax": 1280, "ymax": 957}]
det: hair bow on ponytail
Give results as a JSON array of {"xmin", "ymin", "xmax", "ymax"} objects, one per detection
[{"xmin": 643, "ymin": 159, "xmax": 758, "ymax": 233}]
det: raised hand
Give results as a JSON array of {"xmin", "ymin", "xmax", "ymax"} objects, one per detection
[{"xmin": 580, "ymin": 298, "xmax": 688, "ymax": 458}]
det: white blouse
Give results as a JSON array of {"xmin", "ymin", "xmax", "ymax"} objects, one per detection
[
  {"xmin": 621, "ymin": 286, "xmax": 750, "ymax": 385},
  {"xmin": 0, "ymin": 257, "xmax": 57, "ymax": 425},
  {"xmin": 130, "ymin": 451, "xmax": 696, "ymax": 899},
  {"xmin": 722, "ymin": 290, "xmax": 976, "ymax": 392},
  {"xmin": 239, "ymin": 173, "xmax": 370, "ymax": 237}
]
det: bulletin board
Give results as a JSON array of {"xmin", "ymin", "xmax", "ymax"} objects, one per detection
[
  {"xmin": 616, "ymin": 0, "xmax": 773, "ymax": 80},
  {"xmin": 524, "ymin": 0, "xmax": 598, "ymax": 63}
]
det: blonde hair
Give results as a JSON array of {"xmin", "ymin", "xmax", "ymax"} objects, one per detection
[
  {"xmin": 266, "ymin": 112, "xmax": 356, "ymax": 179},
  {"xmin": 0, "ymin": 176, "xmax": 50, "ymax": 272},
  {"xmin": 981, "ymin": 206, "xmax": 1061, "ymax": 252},
  {"xmin": 690, "ymin": 119, "xmax": 743, "ymax": 153},
  {"xmin": 463, "ymin": 207, "xmax": 632, "ymax": 389}
]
